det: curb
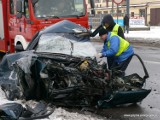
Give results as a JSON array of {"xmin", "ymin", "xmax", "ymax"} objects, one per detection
[
  {"xmin": 91, "ymin": 37, "xmax": 160, "ymax": 47},
  {"xmin": 126, "ymin": 37, "xmax": 160, "ymax": 47}
]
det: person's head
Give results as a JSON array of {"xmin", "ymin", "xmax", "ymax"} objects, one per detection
[
  {"xmin": 124, "ymin": 14, "xmax": 128, "ymax": 17},
  {"xmin": 99, "ymin": 28, "xmax": 108, "ymax": 41},
  {"xmin": 101, "ymin": 14, "xmax": 115, "ymax": 29}
]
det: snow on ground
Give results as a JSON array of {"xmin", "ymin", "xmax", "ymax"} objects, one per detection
[
  {"xmin": 91, "ymin": 26, "xmax": 160, "ymax": 44},
  {"xmin": 0, "ymin": 88, "xmax": 20, "ymax": 105},
  {"xmin": 0, "ymin": 88, "xmax": 105, "ymax": 120},
  {"xmin": 125, "ymin": 26, "xmax": 160, "ymax": 41},
  {"xmin": 45, "ymin": 108, "xmax": 104, "ymax": 120}
]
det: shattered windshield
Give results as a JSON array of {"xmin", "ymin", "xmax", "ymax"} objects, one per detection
[
  {"xmin": 36, "ymin": 33, "xmax": 97, "ymax": 57},
  {"xmin": 33, "ymin": 0, "xmax": 85, "ymax": 18}
]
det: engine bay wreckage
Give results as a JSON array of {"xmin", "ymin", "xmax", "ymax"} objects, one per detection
[{"xmin": 0, "ymin": 20, "xmax": 151, "ymax": 119}]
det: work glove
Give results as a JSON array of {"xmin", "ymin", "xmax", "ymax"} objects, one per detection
[{"xmin": 96, "ymin": 53, "xmax": 103, "ymax": 58}]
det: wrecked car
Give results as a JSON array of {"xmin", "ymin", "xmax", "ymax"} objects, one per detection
[{"xmin": 0, "ymin": 20, "xmax": 151, "ymax": 119}]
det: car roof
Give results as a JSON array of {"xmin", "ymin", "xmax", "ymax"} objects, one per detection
[{"xmin": 41, "ymin": 20, "xmax": 87, "ymax": 34}]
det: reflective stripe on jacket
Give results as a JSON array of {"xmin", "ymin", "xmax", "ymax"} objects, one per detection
[{"xmin": 107, "ymin": 32, "xmax": 129, "ymax": 56}]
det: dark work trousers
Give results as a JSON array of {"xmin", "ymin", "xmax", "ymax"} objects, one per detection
[
  {"xmin": 107, "ymin": 55, "xmax": 133, "ymax": 76},
  {"xmin": 124, "ymin": 25, "xmax": 129, "ymax": 33},
  {"xmin": 107, "ymin": 56, "xmax": 115, "ymax": 70}
]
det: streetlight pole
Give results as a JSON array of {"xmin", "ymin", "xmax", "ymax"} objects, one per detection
[
  {"xmin": 117, "ymin": 5, "xmax": 119, "ymax": 23},
  {"xmin": 126, "ymin": 0, "xmax": 130, "ymax": 17},
  {"xmin": 112, "ymin": 0, "xmax": 114, "ymax": 15},
  {"xmin": 113, "ymin": 0, "xmax": 124, "ymax": 24}
]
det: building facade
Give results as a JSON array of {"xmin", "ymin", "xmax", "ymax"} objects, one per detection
[{"xmin": 86, "ymin": 0, "xmax": 160, "ymax": 26}]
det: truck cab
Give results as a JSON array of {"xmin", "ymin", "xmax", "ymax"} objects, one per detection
[{"xmin": 0, "ymin": 0, "xmax": 95, "ymax": 53}]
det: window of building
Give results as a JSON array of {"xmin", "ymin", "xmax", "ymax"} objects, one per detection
[
  {"xmin": 97, "ymin": 11, "xmax": 102, "ymax": 14},
  {"xmin": 103, "ymin": 11, "xmax": 108, "ymax": 14},
  {"xmin": 139, "ymin": 9, "xmax": 145, "ymax": 17},
  {"xmin": 118, "ymin": 10, "xmax": 122, "ymax": 16},
  {"xmin": 110, "ymin": 10, "xmax": 112, "ymax": 13},
  {"xmin": 118, "ymin": 10, "xmax": 122, "ymax": 13},
  {"xmin": 105, "ymin": 0, "xmax": 109, "ymax": 7},
  {"xmin": 131, "ymin": 12, "xmax": 134, "ymax": 17},
  {"xmin": 95, "ymin": 0, "xmax": 101, "ymax": 3}
]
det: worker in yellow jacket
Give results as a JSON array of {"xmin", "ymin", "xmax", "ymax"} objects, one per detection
[
  {"xmin": 101, "ymin": 14, "xmax": 125, "ymax": 39},
  {"xmin": 97, "ymin": 27, "xmax": 134, "ymax": 75}
]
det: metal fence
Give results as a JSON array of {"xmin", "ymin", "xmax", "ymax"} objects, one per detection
[
  {"xmin": 89, "ymin": 14, "xmax": 104, "ymax": 29},
  {"xmin": 89, "ymin": 14, "xmax": 124, "ymax": 29}
]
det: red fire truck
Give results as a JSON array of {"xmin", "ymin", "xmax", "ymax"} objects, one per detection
[{"xmin": 0, "ymin": 0, "xmax": 95, "ymax": 53}]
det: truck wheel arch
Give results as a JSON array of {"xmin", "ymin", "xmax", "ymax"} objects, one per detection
[{"xmin": 14, "ymin": 35, "xmax": 29, "ymax": 50}]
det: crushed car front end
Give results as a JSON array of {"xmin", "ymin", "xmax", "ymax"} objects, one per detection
[{"xmin": 0, "ymin": 20, "xmax": 151, "ymax": 109}]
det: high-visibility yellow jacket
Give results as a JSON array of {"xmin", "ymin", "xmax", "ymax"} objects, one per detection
[
  {"xmin": 112, "ymin": 23, "xmax": 119, "ymax": 35},
  {"xmin": 101, "ymin": 32, "xmax": 134, "ymax": 63},
  {"xmin": 107, "ymin": 32, "xmax": 129, "ymax": 56}
]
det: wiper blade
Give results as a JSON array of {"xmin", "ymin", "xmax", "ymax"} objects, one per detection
[
  {"xmin": 37, "ymin": 16, "xmax": 47, "ymax": 18},
  {"xmin": 47, "ymin": 16, "xmax": 60, "ymax": 19},
  {"xmin": 35, "ymin": 52, "xmax": 71, "ymax": 57},
  {"xmin": 67, "ymin": 15, "xmax": 81, "ymax": 19},
  {"xmin": 36, "ymin": 15, "xmax": 60, "ymax": 19}
]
